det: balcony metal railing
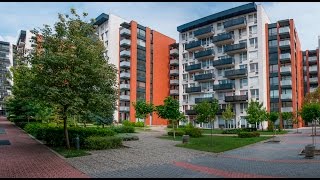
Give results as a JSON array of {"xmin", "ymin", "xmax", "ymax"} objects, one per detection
[
  {"xmin": 281, "ymin": 107, "xmax": 293, "ymax": 112},
  {"xmin": 280, "ymin": 53, "xmax": 291, "ymax": 60},
  {"xmin": 280, "ymin": 66, "xmax": 291, "ymax": 73},
  {"xmin": 186, "ymin": 86, "xmax": 201, "ymax": 93},
  {"xmin": 224, "ymin": 68, "xmax": 247, "ymax": 78},
  {"xmin": 194, "ymin": 49, "xmax": 215, "ymax": 60},
  {"xmin": 195, "ymin": 97, "xmax": 214, "ymax": 104},
  {"xmin": 120, "ymin": 50, "xmax": 131, "ymax": 57},
  {"xmin": 120, "ymin": 72, "xmax": 130, "ymax": 79},
  {"xmin": 185, "ymin": 63, "xmax": 202, "ymax": 72},
  {"xmin": 224, "ymin": 43, "xmax": 247, "ymax": 54},
  {"xmin": 212, "ymin": 33, "xmax": 234, "ymax": 44},
  {"xmin": 170, "ymin": 89, "xmax": 179, "ymax": 95},
  {"xmin": 194, "ymin": 73, "xmax": 214, "ymax": 81},
  {"xmin": 225, "ymin": 95, "xmax": 248, "ymax": 102},
  {"xmin": 170, "ymin": 79, "xmax": 179, "ymax": 84},
  {"xmin": 279, "ymin": 27, "xmax": 290, "ymax": 34},
  {"xmin": 194, "ymin": 26, "xmax": 214, "ymax": 38},
  {"xmin": 120, "ymin": 84, "xmax": 130, "ymax": 90},
  {"xmin": 212, "ymin": 83, "xmax": 234, "ymax": 91},
  {"xmin": 185, "ymin": 40, "xmax": 203, "ymax": 51},
  {"xmin": 119, "ymin": 106, "xmax": 130, "ymax": 112},
  {"xmin": 119, "ymin": 95, "xmax": 130, "ymax": 101},
  {"xmin": 120, "ymin": 61, "xmax": 130, "ymax": 68},
  {"xmin": 212, "ymin": 57, "xmax": 235, "ymax": 67},
  {"xmin": 280, "ymin": 79, "xmax": 292, "ymax": 86},
  {"xmin": 281, "ymin": 93, "xmax": 292, "ymax": 100},
  {"xmin": 120, "ymin": 28, "xmax": 131, "ymax": 36},
  {"xmin": 223, "ymin": 17, "xmax": 246, "ymax": 30}
]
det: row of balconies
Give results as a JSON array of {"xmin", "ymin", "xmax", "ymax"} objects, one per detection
[
  {"xmin": 185, "ymin": 83, "xmax": 235, "ymax": 94},
  {"xmin": 185, "ymin": 41, "xmax": 247, "ymax": 55}
]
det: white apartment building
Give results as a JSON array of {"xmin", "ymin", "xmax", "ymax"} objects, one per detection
[
  {"xmin": 93, "ymin": 13, "xmax": 127, "ymax": 122},
  {"xmin": 0, "ymin": 41, "xmax": 13, "ymax": 113},
  {"xmin": 177, "ymin": 3, "xmax": 270, "ymax": 129}
]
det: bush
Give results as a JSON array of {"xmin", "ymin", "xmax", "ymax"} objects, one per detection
[
  {"xmin": 24, "ymin": 123, "xmax": 48, "ymax": 138},
  {"xmin": 116, "ymin": 133, "xmax": 139, "ymax": 141},
  {"xmin": 184, "ymin": 127, "xmax": 202, "ymax": 138},
  {"xmin": 267, "ymin": 123, "xmax": 274, "ymax": 132},
  {"xmin": 242, "ymin": 127, "xmax": 257, "ymax": 132},
  {"xmin": 122, "ymin": 120, "xmax": 144, "ymax": 127},
  {"xmin": 111, "ymin": 125, "xmax": 135, "ymax": 133},
  {"xmin": 167, "ymin": 130, "xmax": 185, "ymax": 136},
  {"xmin": 84, "ymin": 136, "xmax": 122, "ymax": 150},
  {"xmin": 15, "ymin": 122, "xmax": 29, "ymax": 129},
  {"xmin": 167, "ymin": 124, "xmax": 173, "ymax": 128},
  {"xmin": 222, "ymin": 129, "xmax": 243, "ymax": 134},
  {"xmin": 238, "ymin": 132, "xmax": 260, "ymax": 138},
  {"xmin": 134, "ymin": 121, "xmax": 144, "ymax": 127}
]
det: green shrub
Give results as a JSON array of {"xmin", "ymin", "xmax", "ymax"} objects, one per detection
[
  {"xmin": 267, "ymin": 123, "xmax": 274, "ymax": 132},
  {"xmin": 134, "ymin": 121, "xmax": 144, "ymax": 127},
  {"xmin": 84, "ymin": 136, "xmax": 122, "ymax": 150},
  {"xmin": 15, "ymin": 122, "xmax": 29, "ymax": 129},
  {"xmin": 222, "ymin": 129, "xmax": 243, "ymax": 134},
  {"xmin": 184, "ymin": 127, "xmax": 202, "ymax": 137},
  {"xmin": 167, "ymin": 124, "xmax": 173, "ymax": 128},
  {"xmin": 116, "ymin": 133, "xmax": 139, "ymax": 141},
  {"xmin": 24, "ymin": 123, "xmax": 48, "ymax": 138},
  {"xmin": 238, "ymin": 132, "xmax": 260, "ymax": 138},
  {"xmin": 167, "ymin": 124, "xmax": 186, "ymax": 129},
  {"xmin": 242, "ymin": 127, "xmax": 257, "ymax": 132},
  {"xmin": 111, "ymin": 126, "xmax": 135, "ymax": 133},
  {"xmin": 122, "ymin": 120, "xmax": 134, "ymax": 127},
  {"xmin": 167, "ymin": 130, "xmax": 185, "ymax": 136}
]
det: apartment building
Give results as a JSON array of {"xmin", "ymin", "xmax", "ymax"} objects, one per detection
[
  {"xmin": 302, "ymin": 49, "xmax": 319, "ymax": 95},
  {"xmin": 118, "ymin": 21, "xmax": 175, "ymax": 125},
  {"xmin": 0, "ymin": 41, "xmax": 13, "ymax": 114},
  {"xmin": 169, "ymin": 43, "xmax": 179, "ymax": 100},
  {"xmin": 177, "ymin": 2, "xmax": 270, "ymax": 129}
]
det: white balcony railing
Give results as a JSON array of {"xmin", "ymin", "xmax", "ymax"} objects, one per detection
[
  {"xmin": 280, "ymin": 79, "xmax": 292, "ymax": 86},
  {"xmin": 281, "ymin": 107, "xmax": 293, "ymax": 112},
  {"xmin": 170, "ymin": 49, "xmax": 179, "ymax": 55},
  {"xmin": 280, "ymin": 66, "xmax": 291, "ymax": 73}
]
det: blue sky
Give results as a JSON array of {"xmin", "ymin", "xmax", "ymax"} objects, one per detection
[{"xmin": 0, "ymin": 2, "xmax": 319, "ymax": 50}]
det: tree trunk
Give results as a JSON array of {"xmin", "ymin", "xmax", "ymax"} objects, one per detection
[
  {"xmin": 211, "ymin": 120, "xmax": 213, "ymax": 147},
  {"xmin": 261, "ymin": 122, "xmax": 264, "ymax": 131},
  {"xmin": 312, "ymin": 120, "xmax": 315, "ymax": 145},
  {"xmin": 144, "ymin": 118, "xmax": 146, "ymax": 131},
  {"xmin": 172, "ymin": 120, "xmax": 175, "ymax": 139},
  {"xmin": 63, "ymin": 112, "xmax": 70, "ymax": 149}
]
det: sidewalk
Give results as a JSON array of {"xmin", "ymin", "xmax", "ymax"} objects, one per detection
[{"xmin": 0, "ymin": 117, "xmax": 89, "ymax": 178}]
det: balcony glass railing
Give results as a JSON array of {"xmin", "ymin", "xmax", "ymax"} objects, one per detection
[
  {"xmin": 281, "ymin": 93, "xmax": 292, "ymax": 99},
  {"xmin": 194, "ymin": 26, "xmax": 214, "ymax": 37},
  {"xmin": 224, "ymin": 43, "xmax": 247, "ymax": 53},
  {"xmin": 120, "ymin": 28, "xmax": 131, "ymax": 36},
  {"xmin": 212, "ymin": 83, "xmax": 234, "ymax": 90},
  {"xmin": 309, "ymin": 56, "xmax": 317, "ymax": 62},
  {"xmin": 120, "ymin": 84, "xmax": 130, "ymax": 89},
  {"xmin": 194, "ymin": 73, "xmax": 214, "ymax": 81},
  {"xmin": 120, "ymin": 39, "xmax": 131, "ymax": 46},
  {"xmin": 120, "ymin": 50, "xmax": 131, "ymax": 57},
  {"xmin": 119, "ymin": 106, "xmax": 130, "ymax": 111},
  {"xmin": 281, "ymin": 107, "xmax": 293, "ymax": 112},
  {"xmin": 185, "ymin": 40, "xmax": 202, "ymax": 50},
  {"xmin": 224, "ymin": 68, "xmax": 247, "ymax": 77},
  {"xmin": 225, "ymin": 95, "xmax": 248, "ymax": 102},
  {"xmin": 186, "ymin": 86, "xmax": 201, "ymax": 93},
  {"xmin": 309, "ymin": 77, "xmax": 318, "ymax": 83},
  {"xmin": 212, "ymin": 57, "xmax": 234, "ymax": 67},
  {"xmin": 280, "ymin": 66, "xmax": 291, "ymax": 73},
  {"xmin": 195, "ymin": 97, "xmax": 214, "ymax": 104},
  {"xmin": 223, "ymin": 17, "xmax": 246, "ymax": 29},
  {"xmin": 170, "ymin": 69, "xmax": 179, "ymax": 74},
  {"xmin": 280, "ymin": 53, "xmax": 290, "ymax": 59},
  {"xmin": 119, "ymin": 95, "xmax": 130, "ymax": 100},
  {"xmin": 120, "ymin": 61, "xmax": 130, "ymax": 67},
  {"xmin": 120, "ymin": 72, "xmax": 130, "ymax": 78},
  {"xmin": 279, "ymin": 27, "xmax": 290, "ymax": 34},
  {"xmin": 309, "ymin": 66, "xmax": 318, "ymax": 72},
  {"xmin": 194, "ymin": 49, "xmax": 215, "ymax": 59},
  {"xmin": 185, "ymin": 63, "xmax": 202, "ymax": 71},
  {"xmin": 279, "ymin": 40, "xmax": 290, "ymax": 46},
  {"xmin": 280, "ymin": 79, "xmax": 292, "ymax": 86},
  {"xmin": 170, "ymin": 48, "xmax": 179, "ymax": 55}
]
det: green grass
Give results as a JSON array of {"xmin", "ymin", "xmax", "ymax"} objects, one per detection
[
  {"xmin": 159, "ymin": 135, "xmax": 271, "ymax": 153},
  {"xmin": 52, "ymin": 147, "xmax": 91, "ymax": 158},
  {"xmin": 200, "ymin": 129, "xmax": 224, "ymax": 134}
]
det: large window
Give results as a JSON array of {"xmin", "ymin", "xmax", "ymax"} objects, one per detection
[
  {"xmin": 250, "ymin": 63, "xmax": 258, "ymax": 73},
  {"xmin": 217, "ymin": 22, "xmax": 222, "ymax": 30},
  {"xmin": 240, "ymin": 52, "xmax": 247, "ymax": 63},
  {"xmin": 250, "ymin": 89, "xmax": 259, "ymax": 99},
  {"xmin": 137, "ymin": 91, "xmax": 145, "ymax": 100},
  {"xmin": 240, "ymin": 103, "xmax": 248, "ymax": 113},
  {"xmin": 248, "ymin": 13, "xmax": 257, "ymax": 23},
  {"xmin": 137, "ymin": 49, "xmax": 146, "ymax": 60},
  {"xmin": 270, "ymin": 90, "xmax": 279, "ymax": 98},
  {"xmin": 240, "ymin": 78, "xmax": 248, "ymax": 88},
  {"xmin": 137, "ymin": 28, "xmax": 146, "ymax": 38},
  {"xmin": 268, "ymin": 40, "xmax": 277, "ymax": 47},
  {"xmin": 270, "ymin": 76, "xmax": 279, "ymax": 86},
  {"xmin": 137, "ymin": 60, "xmax": 146, "ymax": 71},
  {"xmin": 268, "ymin": 28, "xmax": 277, "ymax": 36},
  {"xmin": 269, "ymin": 64, "xmax": 278, "ymax": 73},
  {"xmin": 137, "ymin": 70, "xmax": 146, "ymax": 79},
  {"xmin": 250, "ymin": 76, "xmax": 259, "ymax": 86},
  {"xmin": 270, "ymin": 102, "xmax": 279, "ymax": 111},
  {"xmin": 249, "ymin": 37, "xmax": 258, "ymax": 48},
  {"xmin": 249, "ymin": 25, "xmax": 257, "ymax": 35}
]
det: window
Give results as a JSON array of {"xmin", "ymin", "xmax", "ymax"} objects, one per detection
[
  {"xmin": 269, "ymin": 64, "xmax": 278, "ymax": 73},
  {"xmin": 183, "ymin": 95, "xmax": 188, "ymax": 102},
  {"xmin": 249, "ymin": 37, "xmax": 258, "ymax": 48},
  {"xmin": 137, "ymin": 60, "xmax": 146, "ymax": 71},
  {"xmin": 218, "ymin": 93, "xmax": 224, "ymax": 100},
  {"xmin": 240, "ymin": 78, "xmax": 248, "ymax": 88},
  {"xmin": 249, "ymin": 25, "xmax": 257, "ymax": 35},
  {"xmin": 282, "ymin": 102, "xmax": 292, "ymax": 108},
  {"xmin": 137, "ymin": 70, "xmax": 146, "ymax": 79},
  {"xmin": 250, "ymin": 63, "xmax": 258, "ymax": 73},
  {"xmin": 240, "ymin": 103, "xmax": 248, "ymax": 113},
  {"xmin": 270, "ymin": 76, "xmax": 279, "ymax": 86},
  {"xmin": 182, "ymin": 33, "xmax": 186, "ymax": 41},
  {"xmin": 250, "ymin": 89, "xmax": 259, "ymax": 99},
  {"xmin": 101, "ymin": 33, "xmax": 104, "ymax": 40},
  {"xmin": 250, "ymin": 76, "xmax": 259, "ymax": 86},
  {"xmin": 137, "ymin": 39, "xmax": 146, "ymax": 47},
  {"xmin": 137, "ymin": 49, "xmax": 146, "ymax": 60},
  {"xmin": 217, "ymin": 45, "xmax": 223, "ymax": 53},
  {"xmin": 239, "ymin": 52, "xmax": 247, "ymax": 63},
  {"xmin": 249, "ymin": 51, "xmax": 258, "ymax": 60},
  {"xmin": 183, "ymin": 53, "xmax": 188, "ymax": 60},
  {"xmin": 239, "ymin": 28, "xmax": 247, "ymax": 39},
  {"xmin": 248, "ymin": 14, "xmax": 257, "ymax": 23},
  {"xmin": 268, "ymin": 40, "xmax": 277, "ymax": 47},
  {"xmin": 137, "ymin": 81, "xmax": 146, "ymax": 88},
  {"xmin": 189, "ymin": 31, "xmax": 193, "ymax": 39},
  {"xmin": 137, "ymin": 91, "xmax": 145, "ymax": 100},
  {"xmin": 270, "ymin": 102, "xmax": 279, "ymax": 111},
  {"xmin": 218, "ymin": 69, "xmax": 224, "ymax": 76},
  {"xmin": 137, "ymin": 28, "xmax": 146, "ymax": 38},
  {"xmin": 217, "ymin": 23, "xmax": 222, "ymax": 30},
  {"xmin": 270, "ymin": 90, "xmax": 279, "ymax": 98},
  {"xmin": 240, "ymin": 64, "xmax": 247, "ymax": 69},
  {"xmin": 268, "ymin": 28, "xmax": 277, "ymax": 36},
  {"xmin": 183, "ymin": 74, "xmax": 188, "ymax": 81}
]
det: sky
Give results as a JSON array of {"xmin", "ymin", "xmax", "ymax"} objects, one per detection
[{"xmin": 0, "ymin": 2, "xmax": 319, "ymax": 50}]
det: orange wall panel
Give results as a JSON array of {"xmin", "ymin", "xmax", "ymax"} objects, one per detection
[{"xmin": 129, "ymin": 21, "xmax": 138, "ymax": 123}]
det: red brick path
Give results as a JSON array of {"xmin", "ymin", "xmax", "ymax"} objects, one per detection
[{"xmin": 0, "ymin": 117, "xmax": 89, "ymax": 178}]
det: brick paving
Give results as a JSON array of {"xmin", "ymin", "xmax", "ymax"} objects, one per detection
[{"xmin": 0, "ymin": 117, "xmax": 89, "ymax": 178}]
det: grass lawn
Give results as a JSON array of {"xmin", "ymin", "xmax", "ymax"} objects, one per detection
[
  {"xmin": 52, "ymin": 147, "xmax": 91, "ymax": 158},
  {"xmin": 159, "ymin": 135, "xmax": 271, "ymax": 153},
  {"xmin": 200, "ymin": 129, "xmax": 224, "ymax": 134}
]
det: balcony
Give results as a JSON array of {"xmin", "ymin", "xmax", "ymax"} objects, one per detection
[
  {"xmin": 170, "ymin": 79, "xmax": 179, "ymax": 85},
  {"xmin": 120, "ymin": 39, "xmax": 131, "ymax": 48},
  {"xmin": 224, "ymin": 43, "xmax": 247, "ymax": 55},
  {"xmin": 120, "ymin": 50, "xmax": 131, "ymax": 58},
  {"xmin": 194, "ymin": 49, "xmax": 215, "ymax": 60},
  {"xmin": 308, "ymin": 56, "xmax": 318, "ymax": 65},
  {"xmin": 281, "ymin": 107, "xmax": 293, "ymax": 112},
  {"xmin": 195, "ymin": 97, "xmax": 214, "ymax": 104},
  {"xmin": 194, "ymin": 26, "xmax": 215, "ymax": 39},
  {"xmin": 170, "ymin": 69, "xmax": 179, "ymax": 75},
  {"xmin": 120, "ymin": 61, "xmax": 130, "ymax": 69},
  {"xmin": 223, "ymin": 17, "xmax": 246, "ymax": 31},
  {"xmin": 310, "ymin": 87, "xmax": 317, "ymax": 93},
  {"xmin": 224, "ymin": 68, "xmax": 247, "ymax": 79},
  {"xmin": 170, "ymin": 59, "xmax": 179, "ymax": 66},
  {"xmin": 185, "ymin": 63, "xmax": 203, "ymax": 72},
  {"xmin": 280, "ymin": 79, "xmax": 292, "ymax": 87},
  {"xmin": 212, "ymin": 57, "xmax": 235, "ymax": 68},
  {"xmin": 170, "ymin": 89, "xmax": 179, "ymax": 95},
  {"xmin": 119, "ymin": 95, "xmax": 130, "ymax": 101},
  {"xmin": 194, "ymin": 73, "xmax": 214, "ymax": 82},
  {"xmin": 281, "ymin": 93, "xmax": 292, "ymax": 102},
  {"xmin": 280, "ymin": 66, "xmax": 291, "ymax": 75},
  {"xmin": 120, "ymin": 84, "xmax": 130, "ymax": 90},
  {"xmin": 279, "ymin": 53, "xmax": 291, "ymax": 62},
  {"xmin": 185, "ymin": 40, "xmax": 204, "ymax": 52},
  {"xmin": 225, "ymin": 95, "xmax": 248, "ymax": 102},
  {"xmin": 279, "ymin": 27, "xmax": 290, "ymax": 35},
  {"xmin": 279, "ymin": 40, "xmax": 290, "ymax": 50},
  {"xmin": 212, "ymin": 33, "xmax": 234, "ymax": 45},
  {"xmin": 119, "ymin": 106, "xmax": 130, "ymax": 112},
  {"xmin": 120, "ymin": 28, "xmax": 131, "ymax": 37},
  {"xmin": 309, "ymin": 66, "xmax": 318, "ymax": 74},
  {"xmin": 212, "ymin": 83, "xmax": 234, "ymax": 91},
  {"xmin": 185, "ymin": 110, "xmax": 196, "ymax": 115},
  {"xmin": 170, "ymin": 48, "xmax": 179, "ymax": 57},
  {"xmin": 216, "ymin": 108, "xmax": 234, "ymax": 115},
  {"xmin": 309, "ymin": 77, "xmax": 318, "ymax": 84},
  {"xmin": 120, "ymin": 72, "xmax": 130, "ymax": 79},
  {"xmin": 186, "ymin": 86, "xmax": 201, "ymax": 93}
]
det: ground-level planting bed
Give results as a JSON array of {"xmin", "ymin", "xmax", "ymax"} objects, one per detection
[
  {"xmin": 52, "ymin": 147, "xmax": 91, "ymax": 158},
  {"xmin": 159, "ymin": 135, "xmax": 271, "ymax": 153}
]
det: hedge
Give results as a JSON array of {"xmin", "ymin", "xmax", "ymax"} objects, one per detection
[
  {"xmin": 238, "ymin": 132, "xmax": 260, "ymax": 138},
  {"xmin": 84, "ymin": 136, "xmax": 122, "ymax": 150},
  {"xmin": 167, "ymin": 130, "xmax": 185, "ymax": 136},
  {"xmin": 116, "ymin": 133, "xmax": 139, "ymax": 141},
  {"xmin": 110, "ymin": 126, "xmax": 135, "ymax": 133},
  {"xmin": 122, "ymin": 120, "xmax": 144, "ymax": 127}
]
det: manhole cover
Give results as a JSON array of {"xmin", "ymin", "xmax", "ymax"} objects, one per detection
[{"xmin": 0, "ymin": 140, "xmax": 10, "ymax": 145}]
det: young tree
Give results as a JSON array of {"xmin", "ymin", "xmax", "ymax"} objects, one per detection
[
  {"xmin": 155, "ymin": 96, "xmax": 180, "ymax": 139},
  {"xmin": 246, "ymin": 100, "xmax": 265, "ymax": 129},
  {"xmin": 22, "ymin": 9, "xmax": 118, "ymax": 149},
  {"xmin": 300, "ymin": 103, "xmax": 320, "ymax": 145},
  {"xmin": 268, "ymin": 112, "xmax": 279, "ymax": 141},
  {"xmin": 132, "ymin": 100, "xmax": 154, "ymax": 131},
  {"xmin": 281, "ymin": 112, "xmax": 293, "ymax": 130},
  {"xmin": 194, "ymin": 99, "xmax": 219, "ymax": 147},
  {"xmin": 222, "ymin": 103, "xmax": 235, "ymax": 128},
  {"xmin": 292, "ymin": 111, "xmax": 300, "ymax": 133}
]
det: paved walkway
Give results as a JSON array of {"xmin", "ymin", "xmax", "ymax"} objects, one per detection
[
  {"xmin": 68, "ymin": 126, "xmax": 320, "ymax": 178},
  {"xmin": 0, "ymin": 117, "xmax": 89, "ymax": 178}
]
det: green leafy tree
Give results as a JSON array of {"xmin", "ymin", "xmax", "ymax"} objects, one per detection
[
  {"xmin": 132, "ymin": 100, "xmax": 154, "ymax": 131},
  {"xmin": 22, "ymin": 9, "xmax": 117, "ymax": 149},
  {"xmin": 281, "ymin": 112, "xmax": 293, "ymax": 129},
  {"xmin": 222, "ymin": 103, "xmax": 235, "ymax": 128},
  {"xmin": 194, "ymin": 99, "xmax": 219, "ymax": 146},
  {"xmin": 155, "ymin": 96, "xmax": 180, "ymax": 139},
  {"xmin": 300, "ymin": 103, "xmax": 320, "ymax": 145},
  {"xmin": 246, "ymin": 100, "xmax": 265, "ymax": 129},
  {"xmin": 268, "ymin": 112, "xmax": 279, "ymax": 141}
]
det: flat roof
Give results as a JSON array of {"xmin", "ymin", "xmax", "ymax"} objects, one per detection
[
  {"xmin": 93, "ymin": 13, "xmax": 109, "ymax": 26},
  {"xmin": 177, "ymin": 2, "xmax": 257, "ymax": 33}
]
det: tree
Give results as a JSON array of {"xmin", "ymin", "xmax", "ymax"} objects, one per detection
[
  {"xmin": 281, "ymin": 112, "xmax": 293, "ymax": 130},
  {"xmin": 268, "ymin": 112, "xmax": 279, "ymax": 141},
  {"xmin": 132, "ymin": 100, "xmax": 154, "ymax": 131},
  {"xmin": 194, "ymin": 99, "xmax": 219, "ymax": 147},
  {"xmin": 300, "ymin": 103, "xmax": 320, "ymax": 145},
  {"xmin": 292, "ymin": 111, "xmax": 300, "ymax": 133},
  {"xmin": 155, "ymin": 96, "xmax": 180, "ymax": 139},
  {"xmin": 21, "ymin": 9, "xmax": 117, "ymax": 149},
  {"xmin": 222, "ymin": 103, "xmax": 235, "ymax": 128},
  {"xmin": 246, "ymin": 100, "xmax": 266, "ymax": 129}
]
